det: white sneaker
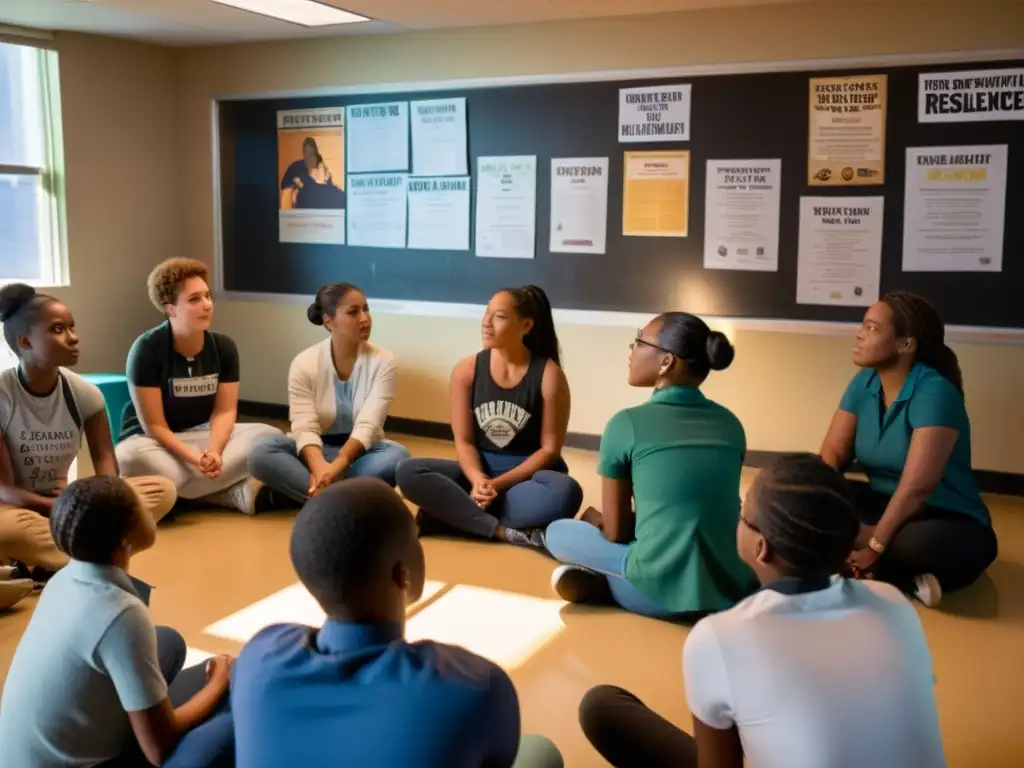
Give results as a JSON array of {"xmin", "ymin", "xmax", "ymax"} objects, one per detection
[
  {"xmin": 208, "ymin": 478, "xmax": 263, "ymax": 516},
  {"xmin": 913, "ymin": 573, "xmax": 943, "ymax": 608}
]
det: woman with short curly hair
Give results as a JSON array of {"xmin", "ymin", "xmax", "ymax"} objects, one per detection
[{"xmin": 116, "ymin": 258, "xmax": 281, "ymax": 514}]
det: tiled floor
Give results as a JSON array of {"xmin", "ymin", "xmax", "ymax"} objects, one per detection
[{"xmin": 2, "ymin": 434, "xmax": 1023, "ymax": 766}]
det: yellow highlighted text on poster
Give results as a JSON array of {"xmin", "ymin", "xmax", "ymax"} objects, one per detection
[{"xmin": 623, "ymin": 150, "xmax": 690, "ymax": 237}]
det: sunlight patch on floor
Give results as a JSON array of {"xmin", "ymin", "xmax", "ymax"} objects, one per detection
[
  {"xmin": 201, "ymin": 580, "xmax": 446, "ymax": 643},
  {"xmin": 196, "ymin": 580, "xmax": 564, "ymax": 669},
  {"xmin": 406, "ymin": 585, "xmax": 565, "ymax": 669}
]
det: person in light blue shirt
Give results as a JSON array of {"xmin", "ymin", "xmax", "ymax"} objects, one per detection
[
  {"xmin": 820, "ymin": 291, "xmax": 997, "ymax": 608},
  {"xmin": 230, "ymin": 476, "xmax": 562, "ymax": 768},
  {"xmin": 0, "ymin": 476, "xmax": 233, "ymax": 768}
]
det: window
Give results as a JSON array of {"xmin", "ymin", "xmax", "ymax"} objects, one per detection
[{"xmin": 0, "ymin": 41, "xmax": 67, "ymax": 288}]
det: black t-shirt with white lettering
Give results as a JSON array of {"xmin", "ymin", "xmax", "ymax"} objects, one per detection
[{"xmin": 120, "ymin": 322, "xmax": 240, "ymax": 440}]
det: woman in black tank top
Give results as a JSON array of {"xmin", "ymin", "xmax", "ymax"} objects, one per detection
[{"xmin": 397, "ymin": 286, "xmax": 582, "ymax": 550}]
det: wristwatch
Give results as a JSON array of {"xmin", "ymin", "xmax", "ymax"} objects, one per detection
[{"xmin": 868, "ymin": 537, "xmax": 886, "ymax": 554}]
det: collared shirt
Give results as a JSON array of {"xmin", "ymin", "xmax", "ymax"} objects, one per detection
[
  {"xmin": 231, "ymin": 620, "xmax": 521, "ymax": 768},
  {"xmin": 839, "ymin": 363, "xmax": 988, "ymax": 523},
  {"xmin": 683, "ymin": 577, "xmax": 947, "ymax": 768},
  {"xmin": 598, "ymin": 385, "xmax": 756, "ymax": 613},
  {"xmin": 0, "ymin": 561, "xmax": 167, "ymax": 767}
]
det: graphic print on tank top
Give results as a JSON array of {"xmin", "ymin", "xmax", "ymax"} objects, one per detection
[{"xmin": 471, "ymin": 351, "xmax": 546, "ymax": 454}]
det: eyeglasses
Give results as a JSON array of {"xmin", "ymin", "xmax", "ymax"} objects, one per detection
[{"xmin": 629, "ymin": 330, "xmax": 674, "ymax": 355}]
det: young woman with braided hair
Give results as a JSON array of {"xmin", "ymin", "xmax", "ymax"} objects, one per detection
[
  {"xmin": 397, "ymin": 285, "xmax": 582, "ymax": 551},
  {"xmin": 0, "ymin": 476, "xmax": 234, "ymax": 767},
  {"xmin": 820, "ymin": 291, "xmax": 997, "ymax": 607},
  {"xmin": 544, "ymin": 312, "xmax": 756, "ymax": 619},
  {"xmin": 0, "ymin": 284, "xmax": 176, "ymax": 577},
  {"xmin": 578, "ymin": 453, "xmax": 946, "ymax": 768}
]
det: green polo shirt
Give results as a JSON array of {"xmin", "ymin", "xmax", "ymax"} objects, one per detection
[
  {"xmin": 839, "ymin": 363, "xmax": 989, "ymax": 524},
  {"xmin": 598, "ymin": 385, "xmax": 757, "ymax": 613}
]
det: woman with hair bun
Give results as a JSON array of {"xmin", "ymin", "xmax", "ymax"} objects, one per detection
[
  {"xmin": 0, "ymin": 283, "xmax": 175, "ymax": 576},
  {"xmin": 248, "ymin": 283, "xmax": 410, "ymax": 501},
  {"xmin": 820, "ymin": 291, "xmax": 997, "ymax": 607},
  {"xmin": 397, "ymin": 285, "xmax": 583, "ymax": 551},
  {"xmin": 545, "ymin": 312, "xmax": 756, "ymax": 619}
]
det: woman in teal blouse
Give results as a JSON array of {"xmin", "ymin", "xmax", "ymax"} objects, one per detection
[
  {"xmin": 544, "ymin": 313, "xmax": 756, "ymax": 620},
  {"xmin": 820, "ymin": 291, "xmax": 997, "ymax": 607}
]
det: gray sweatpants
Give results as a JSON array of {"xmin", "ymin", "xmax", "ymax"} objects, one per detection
[{"xmin": 116, "ymin": 422, "xmax": 281, "ymax": 501}]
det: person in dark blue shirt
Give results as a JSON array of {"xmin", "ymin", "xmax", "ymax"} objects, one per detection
[
  {"xmin": 279, "ymin": 137, "xmax": 346, "ymax": 211},
  {"xmin": 230, "ymin": 476, "xmax": 563, "ymax": 768}
]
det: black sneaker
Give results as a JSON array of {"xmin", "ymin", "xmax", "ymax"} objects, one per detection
[
  {"xmin": 501, "ymin": 527, "xmax": 547, "ymax": 553},
  {"xmin": 551, "ymin": 564, "xmax": 607, "ymax": 603}
]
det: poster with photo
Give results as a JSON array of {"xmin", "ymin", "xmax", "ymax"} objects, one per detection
[
  {"xmin": 808, "ymin": 74, "xmax": 887, "ymax": 186},
  {"xmin": 277, "ymin": 107, "xmax": 346, "ymax": 245}
]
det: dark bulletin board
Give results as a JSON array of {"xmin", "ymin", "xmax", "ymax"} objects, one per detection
[{"xmin": 218, "ymin": 57, "xmax": 1023, "ymax": 328}]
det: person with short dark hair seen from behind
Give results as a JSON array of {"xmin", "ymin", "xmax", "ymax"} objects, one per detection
[
  {"xmin": 0, "ymin": 283, "xmax": 176, "ymax": 578},
  {"xmin": 397, "ymin": 286, "xmax": 582, "ymax": 551},
  {"xmin": 0, "ymin": 476, "xmax": 234, "ymax": 768},
  {"xmin": 248, "ymin": 282, "xmax": 410, "ymax": 501},
  {"xmin": 116, "ymin": 258, "xmax": 280, "ymax": 515},
  {"xmin": 579, "ymin": 454, "xmax": 946, "ymax": 768},
  {"xmin": 820, "ymin": 291, "xmax": 997, "ymax": 607},
  {"xmin": 230, "ymin": 476, "xmax": 564, "ymax": 768},
  {"xmin": 544, "ymin": 313, "xmax": 755, "ymax": 620}
]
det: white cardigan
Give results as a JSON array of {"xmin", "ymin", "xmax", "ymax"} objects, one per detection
[{"xmin": 288, "ymin": 338, "xmax": 397, "ymax": 452}]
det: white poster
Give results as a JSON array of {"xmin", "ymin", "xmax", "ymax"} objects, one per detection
[
  {"xmin": 919, "ymin": 68, "xmax": 1024, "ymax": 123},
  {"xmin": 411, "ymin": 98, "xmax": 468, "ymax": 177},
  {"xmin": 346, "ymin": 173, "xmax": 408, "ymax": 248},
  {"xmin": 797, "ymin": 197, "xmax": 884, "ymax": 307},
  {"xmin": 346, "ymin": 102, "xmax": 409, "ymax": 173},
  {"xmin": 703, "ymin": 159, "xmax": 781, "ymax": 271},
  {"xmin": 550, "ymin": 158, "xmax": 609, "ymax": 254},
  {"xmin": 407, "ymin": 176, "xmax": 470, "ymax": 251},
  {"xmin": 902, "ymin": 145, "xmax": 1008, "ymax": 272},
  {"xmin": 475, "ymin": 156, "xmax": 537, "ymax": 259},
  {"xmin": 619, "ymin": 84, "xmax": 692, "ymax": 142}
]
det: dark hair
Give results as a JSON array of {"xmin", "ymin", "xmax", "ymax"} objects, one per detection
[
  {"xmin": 502, "ymin": 285, "xmax": 561, "ymax": 366},
  {"xmin": 302, "ymin": 137, "xmax": 324, "ymax": 166},
  {"xmin": 290, "ymin": 477, "xmax": 415, "ymax": 615},
  {"xmin": 749, "ymin": 453, "xmax": 860, "ymax": 577},
  {"xmin": 655, "ymin": 312, "xmax": 734, "ymax": 380},
  {"xmin": 882, "ymin": 291, "xmax": 963, "ymax": 394},
  {"xmin": 0, "ymin": 283, "xmax": 58, "ymax": 356},
  {"xmin": 307, "ymin": 282, "xmax": 362, "ymax": 325},
  {"xmin": 50, "ymin": 476, "xmax": 140, "ymax": 563}
]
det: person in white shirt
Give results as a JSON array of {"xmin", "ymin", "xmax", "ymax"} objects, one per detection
[
  {"xmin": 248, "ymin": 283, "xmax": 410, "ymax": 502},
  {"xmin": 578, "ymin": 453, "xmax": 946, "ymax": 768},
  {"xmin": 0, "ymin": 284, "xmax": 176, "ymax": 576}
]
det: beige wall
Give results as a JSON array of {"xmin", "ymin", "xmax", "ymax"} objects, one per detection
[
  {"xmin": 48, "ymin": 33, "xmax": 179, "ymax": 372},
  {"xmin": 171, "ymin": 2, "xmax": 1024, "ymax": 471}
]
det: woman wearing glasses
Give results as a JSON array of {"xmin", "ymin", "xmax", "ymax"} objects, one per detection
[{"xmin": 544, "ymin": 313, "xmax": 757, "ymax": 619}]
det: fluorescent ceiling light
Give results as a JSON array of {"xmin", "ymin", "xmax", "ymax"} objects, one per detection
[{"xmin": 209, "ymin": 0, "xmax": 370, "ymax": 27}]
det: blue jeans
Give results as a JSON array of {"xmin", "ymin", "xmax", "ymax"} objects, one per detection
[
  {"xmin": 396, "ymin": 452, "xmax": 583, "ymax": 539},
  {"xmin": 248, "ymin": 433, "xmax": 411, "ymax": 502},
  {"xmin": 107, "ymin": 627, "xmax": 233, "ymax": 767},
  {"xmin": 545, "ymin": 519, "xmax": 685, "ymax": 620}
]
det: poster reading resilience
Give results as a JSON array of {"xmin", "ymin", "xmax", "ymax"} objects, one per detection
[
  {"xmin": 619, "ymin": 84, "xmax": 691, "ymax": 143},
  {"xmin": 277, "ymin": 107, "xmax": 346, "ymax": 245},
  {"xmin": 808, "ymin": 74, "xmax": 887, "ymax": 186},
  {"xmin": 918, "ymin": 68, "xmax": 1024, "ymax": 123}
]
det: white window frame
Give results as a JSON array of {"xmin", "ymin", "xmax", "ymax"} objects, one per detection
[{"xmin": 0, "ymin": 39, "xmax": 68, "ymax": 290}]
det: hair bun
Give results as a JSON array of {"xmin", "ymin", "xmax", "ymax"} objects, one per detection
[
  {"xmin": 0, "ymin": 283, "xmax": 37, "ymax": 322},
  {"xmin": 705, "ymin": 331, "xmax": 735, "ymax": 371},
  {"xmin": 306, "ymin": 301, "xmax": 324, "ymax": 326}
]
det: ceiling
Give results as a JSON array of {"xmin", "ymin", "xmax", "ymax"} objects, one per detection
[{"xmin": 0, "ymin": 0, "xmax": 936, "ymax": 47}]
